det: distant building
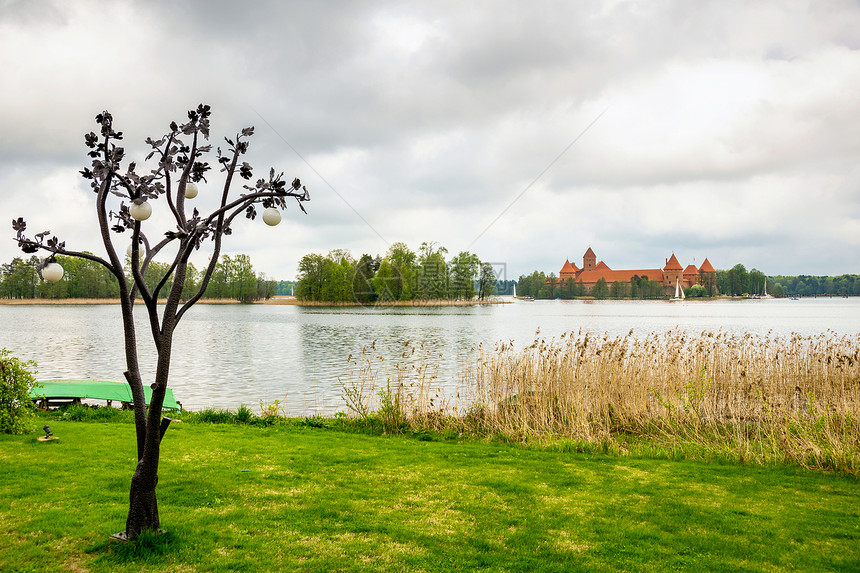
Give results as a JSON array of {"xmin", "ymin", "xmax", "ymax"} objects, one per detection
[{"xmin": 558, "ymin": 248, "xmax": 717, "ymax": 295}]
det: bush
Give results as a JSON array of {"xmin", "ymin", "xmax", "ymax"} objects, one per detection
[
  {"xmin": 685, "ymin": 284, "xmax": 708, "ymax": 298},
  {"xmin": 0, "ymin": 348, "xmax": 39, "ymax": 434},
  {"xmin": 235, "ymin": 404, "xmax": 255, "ymax": 424}
]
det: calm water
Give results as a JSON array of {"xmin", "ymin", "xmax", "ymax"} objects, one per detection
[{"xmin": 2, "ymin": 297, "xmax": 858, "ymax": 414}]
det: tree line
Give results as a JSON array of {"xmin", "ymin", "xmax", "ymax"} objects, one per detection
[
  {"xmin": 715, "ymin": 265, "xmax": 860, "ymax": 297},
  {"xmin": 295, "ymin": 242, "xmax": 497, "ymax": 303},
  {"xmin": 768, "ymin": 274, "xmax": 860, "ymax": 297},
  {"xmin": 0, "ymin": 254, "xmax": 277, "ymax": 303}
]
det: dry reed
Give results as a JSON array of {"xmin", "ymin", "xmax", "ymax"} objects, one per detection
[{"xmin": 340, "ymin": 329, "xmax": 860, "ymax": 474}]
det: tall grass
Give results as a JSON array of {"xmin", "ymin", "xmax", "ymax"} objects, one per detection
[{"xmin": 340, "ymin": 330, "xmax": 860, "ymax": 473}]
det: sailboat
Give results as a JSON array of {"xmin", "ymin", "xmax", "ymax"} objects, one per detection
[
  {"xmin": 671, "ymin": 277, "xmax": 685, "ymax": 301},
  {"xmin": 758, "ymin": 278, "xmax": 773, "ymax": 299}
]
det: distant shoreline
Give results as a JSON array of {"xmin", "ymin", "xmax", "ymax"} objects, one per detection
[
  {"xmin": 0, "ymin": 297, "xmax": 511, "ymax": 307},
  {"xmin": 260, "ymin": 297, "xmax": 511, "ymax": 306}
]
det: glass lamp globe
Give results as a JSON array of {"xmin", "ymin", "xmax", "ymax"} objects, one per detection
[
  {"xmin": 42, "ymin": 262, "xmax": 64, "ymax": 282},
  {"xmin": 184, "ymin": 181, "xmax": 198, "ymax": 199},
  {"xmin": 129, "ymin": 201, "xmax": 152, "ymax": 221},
  {"xmin": 262, "ymin": 207, "xmax": 282, "ymax": 226},
  {"xmin": 126, "ymin": 243, "xmax": 143, "ymax": 258}
]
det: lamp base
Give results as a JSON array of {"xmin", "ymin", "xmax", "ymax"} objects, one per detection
[{"xmin": 110, "ymin": 529, "xmax": 167, "ymax": 542}]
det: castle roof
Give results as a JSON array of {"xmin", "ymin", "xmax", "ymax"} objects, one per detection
[
  {"xmin": 663, "ymin": 254, "xmax": 683, "ymax": 271},
  {"xmin": 575, "ymin": 268, "xmax": 663, "ymax": 285},
  {"xmin": 683, "ymin": 264, "xmax": 698, "ymax": 275},
  {"xmin": 699, "ymin": 258, "xmax": 716, "ymax": 273},
  {"xmin": 583, "ymin": 247, "xmax": 596, "ymax": 258},
  {"xmin": 560, "ymin": 259, "xmax": 579, "ymax": 274},
  {"xmin": 595, "ymin": 261, "xmax": 611, "ymax": 271}
]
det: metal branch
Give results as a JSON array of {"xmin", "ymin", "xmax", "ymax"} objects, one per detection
[
  {"xmin": 15, "ymin": 239, "xmax": 116, "ymax": 277},
  {"xmin": 159, "ymin": 135, "xmax": 182, "ymax": 225},
  {"xmin": 203, "ymin": 189, "xmax": 306, "ymax": 227},
  {"xmin": 174, "ymin": 130, "xmax": 199, "ymax": 229},
  {"xmin": 175, "ymin": 147, "xmax": 240, "ymax": 322}
]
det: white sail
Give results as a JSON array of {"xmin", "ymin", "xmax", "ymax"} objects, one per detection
[
  {"xmin": 512, "ymin": 282, "xmax": 517, "ymax": 298},
  {"xmin": 673, "ymin": 277, "xmax": 685, "ymax": 301}
]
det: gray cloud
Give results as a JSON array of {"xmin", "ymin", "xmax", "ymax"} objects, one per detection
[{"xmin": 2, "ymin": 0, "xmax": 859, "ymax": 280}]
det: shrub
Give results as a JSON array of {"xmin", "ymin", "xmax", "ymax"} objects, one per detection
[
  {"xmin": 236, "ymin": 404, "xmax": 255, "ymax": 424},
  {"xmin": 0, "ymin": 348, "xmax": 39, "ymax": 434}
]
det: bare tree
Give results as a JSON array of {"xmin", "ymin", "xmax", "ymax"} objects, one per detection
[{"xmin": 12, "ymin": 104, "xmax": 310, "ymax": 540}]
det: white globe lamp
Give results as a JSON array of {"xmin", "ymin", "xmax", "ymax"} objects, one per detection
[
  {"xmin": 129, "ymin": 201, "xmax": 152, "ymax": 221},
  {"xmin": 42, "ymin": 262, "xmax": 64, "ymax": 282},
  {"xmin": 127, "ymin": 243, "xmax": 143, "ymax": 259},
  {"xmin": 184, "ymin": 181, "xmax": 198, "ymax": 199},
  {"xmin": 262, "ymin": 207, "xmax": 282, "ymax": 226}
]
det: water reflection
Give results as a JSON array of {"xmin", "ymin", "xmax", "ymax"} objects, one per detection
[{"xmin": 1, "ymin": 298, "xmax": 858, "ymax": 414}]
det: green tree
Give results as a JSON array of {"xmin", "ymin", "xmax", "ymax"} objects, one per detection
[
  {"xmin": 317, "ymin": 254, "xmax": 353, "ymax": 303},
  {"xmin": 698, "ymin": 269, "xmax": 717, "ymax": 297},
  {"xmin": 559, "ymin": 277, "xmax": 576, "ymax": 299},
  {"xmin": 385, "ymin": 242, "xmax": 416, "ymax": 300},
  {"xmin": 203, "ymin": 255, "xmax": 229, "ymax": 298},
  {"xmin": 726, "ymin": 264, "xmax": 749, "ymax": 296},
  {"xmin": 630, "ymin": 275, "xmax": 642, "ymax": 299},
  {"xmin": 478, "ymin": 262, "xmax": 496, "ymax": 300},
  {"xmin": 352, "ymin": 254, "xmax": 376, "ymax": 304},
  {"xmin": 416, "ymin": 244, "xmax": 448, "ymax": 300},
  {"xmin": 63, "ymin": 254, "xmax": 119, "ymax": 298},
  {"xmin": 610, "ymin": 280, "xmax": 629, "ymax": 299},
  {"xmin": 538, "ymin": 273, "xmax": 558, "ymax": 299},
  {"xmin": 749, "ymin": 269, "xmax": 767, "ymax": 296},
  {"xmin": 295, "ymin": 253, "xmax": 328, "ymax": 301},
  {"xmin": 373, "ymin": 258, "xmax": 399, "ymax": 302},
  {"xmin": 516, "ymin": 271, "xmax": 546, "ymax": 298},
  {"xmin": 0, "ymin": 257, "xmax": 38, "ymax": 299},
  {"xmin": 275, "ymin": 280, "xmax": 297, "ymax": 296},
  {"xmin": 685, "ymin": 284, "xmax": 707, "ymax": 298},
  {"xmin": 231, "ymin": 254, "xmax": 259, "ymax": 303},
  {"xmin": 255, "ymin": 273, "xmax": 277, "ymax": 300},
  {"xmin": 0, "ymin": 349, "xmax": 39, "ymax": 434},
  {"xmin": 592, "ymin": 277, "xmax": 609, "ymax": 299},
  {"xmin": 770, "ymin": 283, "xmax": 785, "ymax": 298}
]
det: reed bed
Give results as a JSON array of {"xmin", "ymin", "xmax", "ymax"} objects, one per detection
[{"xmin": 340, "ymin": 329, "xmax": 860, "ymax": 474}]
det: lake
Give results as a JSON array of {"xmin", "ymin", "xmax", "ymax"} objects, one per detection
[{"xmin": 2, "ymin": 297, "xmax": 858, "ymax": 414}]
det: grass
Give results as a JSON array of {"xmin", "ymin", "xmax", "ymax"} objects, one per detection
[
  {"xmin": 1, "ymin": 416, "xmax": 859, "ymax": 572},
  {"xmin": 340, "ymin": 330, "xmax": 860, "ymax": 474}
]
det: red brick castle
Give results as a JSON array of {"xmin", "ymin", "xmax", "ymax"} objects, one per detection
[{"xmin": 559, "ymin": 248, "xmax": 717, "ymax": 295}]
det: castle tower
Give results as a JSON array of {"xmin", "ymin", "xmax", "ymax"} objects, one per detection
[
  {"xmin": 583, "ymin": 247, "xmax": 596, "ymax": 272},
  {"xmin": 662, "ymin": 253, "xmax": 683, "ymax": 289},
  {"xmin": 559, "ymin": 259, "xmax": 579, "ymax": 281}
]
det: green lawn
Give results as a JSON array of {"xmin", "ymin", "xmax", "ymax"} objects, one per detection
[{"xmin": 1, "ymin": 420, "xmax": 858, "ymax": 572}]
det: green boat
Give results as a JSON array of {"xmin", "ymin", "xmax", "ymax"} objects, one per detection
[{"xmin": 31, "ymin": 379, "xmax": 181, "ymax": 411}]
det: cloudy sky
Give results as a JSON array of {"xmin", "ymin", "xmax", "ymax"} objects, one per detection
[{"xmin": 2, "ymin": 0, "xmax": 859, "ymax": 281}]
